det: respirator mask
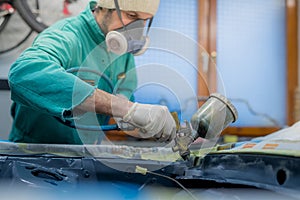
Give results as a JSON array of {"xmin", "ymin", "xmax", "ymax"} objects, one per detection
[{"xmin": 105, "ymin": 0, "xmax": 153, "ymax": 56}]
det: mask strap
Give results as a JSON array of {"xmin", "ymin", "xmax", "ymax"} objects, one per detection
[
  {"xmin": 114, "ymin": 0, "xmax": 153, "ymax": 36},
  {"xmin": 146, "ymin": 17, "xmax": 153, "ymax": 35},
  {"xmin": 113, "ymin": 0, "xmax": 126, "ymax": 29}
]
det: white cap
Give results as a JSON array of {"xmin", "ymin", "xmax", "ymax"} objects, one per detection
[{"xmin": 97, "ymin": 0, "xmax": 160, "ymax": 15}]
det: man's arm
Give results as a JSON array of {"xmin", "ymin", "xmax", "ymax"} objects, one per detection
[
  {"xmin": 76, "ymin": 88, "xmax": 133, "ymax": 118},
  {"xmin": 76, "ymin": 88, "xmax": 176, "ymax": 143}
]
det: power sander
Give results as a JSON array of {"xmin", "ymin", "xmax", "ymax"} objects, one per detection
[{"xmin": 172, "ymin": 93, "xmax": 238, "ymax": 160}]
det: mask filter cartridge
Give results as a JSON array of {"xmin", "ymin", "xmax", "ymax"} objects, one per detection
[{"xmin": 106, "ymin": 19, "xmax": 149, "ymax": 56}]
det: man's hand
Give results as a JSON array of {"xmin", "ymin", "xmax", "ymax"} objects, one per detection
[{"xmin": 121, "ymin": 103, "xmax": 176, "ymax": 143}]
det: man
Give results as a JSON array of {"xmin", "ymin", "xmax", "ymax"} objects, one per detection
[{"xmin": 8, "ymin": 0, "xmax": 176, "ymax": 144}]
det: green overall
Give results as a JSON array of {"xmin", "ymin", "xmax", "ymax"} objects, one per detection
[{"xmin": 8, "ymin": 1, "xmax": 137, "ymax": 144}]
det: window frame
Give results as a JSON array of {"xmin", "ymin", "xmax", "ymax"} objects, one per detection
[{"xmin": 198, "ymin": 0, "xmax": 298, "ymax": 137}]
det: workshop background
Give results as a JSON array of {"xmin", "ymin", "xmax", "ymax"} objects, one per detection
[{"xmin": 0, "ymin": 0, "xmax": 298, "ymax": 141}]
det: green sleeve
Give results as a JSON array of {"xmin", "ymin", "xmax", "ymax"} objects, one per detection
[{"xmin": 8, "ymin": 30, "xmax": 95, "ymax": 121}]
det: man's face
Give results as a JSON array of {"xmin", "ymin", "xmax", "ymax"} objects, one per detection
[{"xmin": 98, "ymin": 9, "xmax": 153, "ymax": 34}]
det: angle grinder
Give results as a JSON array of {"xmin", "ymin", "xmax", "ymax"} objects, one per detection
[{"xmin": 172, "ymin": 93, "xmax": 238, "ymax": 160}]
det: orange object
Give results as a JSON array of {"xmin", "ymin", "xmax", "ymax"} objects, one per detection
[
  {"xmin": 242, "ymin": 143, "xmax": 256, "ymax": 149},
  {"xmin": 262, "ymin": 143, "xmax": 279, "ymax": 150}
]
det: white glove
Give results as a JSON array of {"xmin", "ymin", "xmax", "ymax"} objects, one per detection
[{"xmin": 121, "ymin": 102, "xmax": 177, "ymax": 143}]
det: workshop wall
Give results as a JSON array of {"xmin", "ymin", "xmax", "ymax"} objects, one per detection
[
  {"xmin": 216, "ymin": 0, "xmax": 286, "ymax": 127},
  {"xmin": 135, "ymin": 0, "xmax": 287, "ymax": 127}
]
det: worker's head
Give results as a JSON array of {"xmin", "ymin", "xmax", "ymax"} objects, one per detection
[{"xmin": 96, "ymin": 0, "xmax": 160, "ymax": 56}]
